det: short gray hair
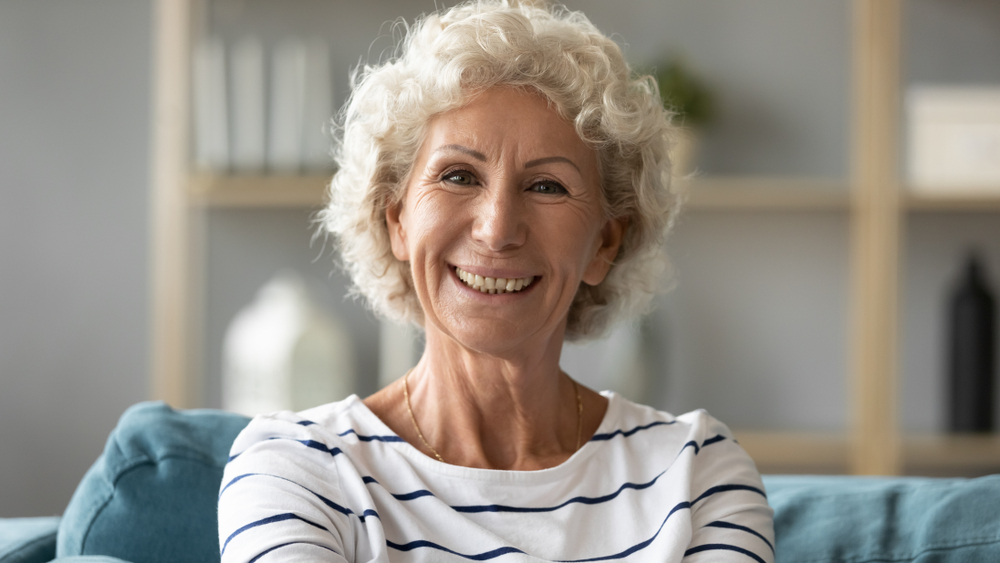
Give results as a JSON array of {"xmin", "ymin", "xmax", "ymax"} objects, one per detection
[{"xmin": 320, "ymin": 0, "xmax": 678, "ymax": 341}]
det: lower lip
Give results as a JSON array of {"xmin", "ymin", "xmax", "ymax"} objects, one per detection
[{"xmin": 451, "ymin": 267, "xmax": 537, "ymax": 298}]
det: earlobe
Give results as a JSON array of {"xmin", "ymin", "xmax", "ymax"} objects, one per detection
[
  {"xmin": 581, "ymin": 217, "xmax": 627, "ymax": 286},
  {"xmin": 385, "ymin": 201, "xmax": 410, "ymax": 262}
]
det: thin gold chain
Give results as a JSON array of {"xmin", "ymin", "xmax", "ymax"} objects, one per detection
[
  {"xmin": 403, "ymin": 368, "xmax": 444, "ymax": 462},
  {"xmin": 402, "ymin": 368, "xmax": 584, "ymax": 464},
  {"xmin": 573, "ymin": 378, "xmax": 583, "ymax": 451}
]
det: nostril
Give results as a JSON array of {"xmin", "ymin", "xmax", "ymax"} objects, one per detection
[{"xmin": 473, "ymin": 215, "xmax": 526, "ymax": 252}]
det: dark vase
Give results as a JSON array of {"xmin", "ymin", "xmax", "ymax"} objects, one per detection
[{"xmin": 948, "ymin": 255, "xmax": 997, "ymax": 433}]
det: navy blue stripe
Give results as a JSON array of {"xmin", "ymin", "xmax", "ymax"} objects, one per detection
[
  {"xmin": 453, "ymin": 468, "xmax": 668, "ymax": 514},
  {"xmin": 385, "ymin": 481, "xmax": 756, "ymax": 562},
  {"xmin": 693, "ymin": 483, "xmax": 766, "ymax": 504},
  {"xmin": 684, "ymin": 543, "xmax": 766, "ymax": 563},
  {"xmin": 387, "ymin": 540, "xmax": 526, "ymax": 560},
  {"xmin": 701, "ymin": 434, "xmax": 726, "ymax": 447},
  {"xmin": 229, "ymin": 437, "xmax": 345, "ymax": 463},
  {"xmin": 218, "ymin": 472, "xmax": 259, "ymax": 498},
  {"xmin": 675, "ymin": 433, "xmax": 727, "ymax": 457},
  {"xmin": 590, "ymin": 420, "xmax": 675, "ymax": 441},
  {"xmin": 221, "ymin": 513, "xmax": 328, "ymax": 556},
  {"xmin": 297, "ymin": 420, "xmax": 317, "ymax": 426},
  {"xmin": 394, "ymin": 489, "xmax": 437, "ymax": 502},
  {"xmin": 337, "ymin": 428, "xmax": 405, "ymax": 442},
  {"xmin": 706, "ymin": 521, "xmax": 773, "ymax": 553},
  {"xmin": 359, "ymin": 475, "xmax": 436, "ymax": 502},
  {"xmin": 556, "ymin": 500, "xmax": 693, "ymax": 562},
  {"xmin": 384, "ymin": 502, "xmax": 690, "ymax": 561},
  {"xmin": 557, "ymin": 484, "xmax": 756, "ymax": 562},
  {"xmin": 370, "ymin": 433, "xmax": 728, "ymax": 514},
  {"xmin": 248, "ymin": 541, "xmax": 339, "ymax": 563},
  {"xmin": 219, "ymin": 472, "xmax": 380, "ymax": 523}
]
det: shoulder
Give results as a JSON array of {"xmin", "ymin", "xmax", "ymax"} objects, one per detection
[
  {"xmin": 228, "ymin": 396, "xmax": 364, "ymax": 456},
  {"xmin": 605, "ymin": 397, "xmax": 774, "ymax": 560},
  {"xmin": 219, "ymin": 399, "xmax": 372, "ymax": 562},
  {"xmin": 222, "ymin": 396, "xmax": 379, "ymax": 500},
  {"xmin": 595, "ymin": 393, "xmax": 728, "ymax": 449},
  {"xmin": 595, "ymin": 394, "xmax": 765, "ymax": 492}
]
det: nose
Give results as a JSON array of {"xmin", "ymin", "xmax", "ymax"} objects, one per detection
[{"xmin": 471, "ymin": 183, "xmax": 526, "ymax": 252}]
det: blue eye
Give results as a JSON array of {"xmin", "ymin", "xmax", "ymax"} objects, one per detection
[{"xmin": 531, "ymin": 181, "xmax": 567, "ymax": 195}]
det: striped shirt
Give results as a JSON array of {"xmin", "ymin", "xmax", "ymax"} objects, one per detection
[{"xmin": 218, "ymin": 392, "xmax": 774, "ymax": 562}]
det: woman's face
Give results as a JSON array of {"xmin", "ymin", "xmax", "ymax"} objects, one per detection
[{"xmin": 387, "ymin": 87, "xmax": 624, "ymax": 355}]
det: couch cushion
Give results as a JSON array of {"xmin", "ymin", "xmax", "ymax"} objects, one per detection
[
  {"xmin": 0, "ymin": 517, "xmax": 59, "ymax": 563},
  {"xmin": 57, "ymin": 402, "xmax": 249, "ymax": 563},
  {"xmin": 764, "ymin": 474, "xmax": 1000, "ymax": 563}
]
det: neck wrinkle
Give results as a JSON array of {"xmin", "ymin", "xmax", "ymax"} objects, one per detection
[{"xmin": 409, "ymin": 322, "xmax": 579, "ymax": 470}]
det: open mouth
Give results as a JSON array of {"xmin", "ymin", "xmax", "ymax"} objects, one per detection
[{"xmin": 455, "ymin": 266, "xmax": 535, "ymax": 295}]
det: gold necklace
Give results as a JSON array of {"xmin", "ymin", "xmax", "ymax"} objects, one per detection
[
  {"xmin": 402, "ymin": 368, "xmax": 584, "ymax": 464},
  {"xmin": 403, "ymin": 368, "xmax": 444, "ymax": 462}
]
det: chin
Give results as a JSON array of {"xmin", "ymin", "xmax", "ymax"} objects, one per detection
[{"xmin": 436, "ymin": 315, "xmax": 564, "ymax": 360}]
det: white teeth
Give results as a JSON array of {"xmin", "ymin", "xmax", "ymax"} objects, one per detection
[{"xmin": 455, "ymin": 267, "xmax": 535, "ymax": 295}]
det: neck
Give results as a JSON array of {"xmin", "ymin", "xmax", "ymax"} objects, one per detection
[{"xmin": 407, "ymin": 323, "xmax": 576, "ymax": 470}]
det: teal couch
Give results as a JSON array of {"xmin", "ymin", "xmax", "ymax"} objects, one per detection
[{"xmin": 3, "ymin": 402, "xmax": 1000, "ymax": 562}]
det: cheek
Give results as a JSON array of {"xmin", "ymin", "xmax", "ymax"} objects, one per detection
[
  {"xmin": 406, "ymin": 192, "xmax": 466, "ymax": 257},
  {"xmin": 537, "ymin": 209, "xmax": 603, "ymax": 271}
]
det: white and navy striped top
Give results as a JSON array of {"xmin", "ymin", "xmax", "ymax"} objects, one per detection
[{"xmin": 218, "ymin": 392, "xmax": 774, "ymax": 562}]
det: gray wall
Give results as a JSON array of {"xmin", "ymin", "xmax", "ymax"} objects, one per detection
[{"xmin": 0, "ymin": 0, "xmax": 152, "ymax": 516}]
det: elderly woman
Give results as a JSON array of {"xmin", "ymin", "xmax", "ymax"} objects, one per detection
[{"xmin": 218, "ymin": 1, "xmax": 773, "ymax": 562}]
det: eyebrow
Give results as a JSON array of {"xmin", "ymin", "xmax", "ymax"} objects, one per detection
[
  {"xmin": 524, "ymin": 156, "xmax": 580, "ymax": 173},
  {"xmin": 433, "ymin": 144, "xmax": 486, "ymax": 161},
  {"xmin": 432, "ymin": 144, "xmax": 581, "ymax": 173}
]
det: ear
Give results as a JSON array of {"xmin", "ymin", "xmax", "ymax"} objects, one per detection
[
  {"xmin": 385, "ymin": 198, "xmax": 410, "ymax": 262},
  {"xmin": 582, "ymin": 216, "xmax": 627, "ymax": 286}
]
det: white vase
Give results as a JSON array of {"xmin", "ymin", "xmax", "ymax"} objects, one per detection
[{"xmin": 222, "ymin": 271, "xmax": 356, "ymax": 416}]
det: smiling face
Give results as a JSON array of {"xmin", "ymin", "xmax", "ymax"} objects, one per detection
[{"xmin": 386, "ymin": 87, "xmax": 624, "ymax": 356}]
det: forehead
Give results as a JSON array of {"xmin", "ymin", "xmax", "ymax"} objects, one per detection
[{"xmin": 420, "ymin": 87, "xmax": 595, "ymax": 163}]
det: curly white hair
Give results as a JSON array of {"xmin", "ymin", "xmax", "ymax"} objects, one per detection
[{"xmin": 319, "ymin": 0, "xmax": 679, "ymax": 341}]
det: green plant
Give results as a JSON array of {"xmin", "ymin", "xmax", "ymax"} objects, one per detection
[{"xmin": 652, "ymin": 59, "xmax": 714, "ymax": 127}]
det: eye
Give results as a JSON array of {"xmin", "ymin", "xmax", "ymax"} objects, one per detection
[
  {"xmin": 530, "ymin": 180, "xmax": 568, "ymax": 195},
  {"xmin": 442, "ymin": 169, "xmax": 476, "ymax": 186}
]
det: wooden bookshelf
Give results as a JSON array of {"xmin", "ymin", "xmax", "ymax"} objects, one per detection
[
  {"xmin": 683, "ymin": 177, "xmax": 848, "ymax": 211},
  {"xmin": 188, "ymin": 173, "xmax": 330, "ymax": 208},
  {"xmin": 735, "ymin": 431, "xmax": 850, "ymax": 474},
  {"xmin": 904, "ymin": 189, "xmax": 1000, "ymax": 211},
  {"xmin": 150, "ymin": 0, "xmax": 1000, "ymax": 477},
  {"xmin": 737, "ymin": 431, "xmax": 1000, "ymax": 476}
]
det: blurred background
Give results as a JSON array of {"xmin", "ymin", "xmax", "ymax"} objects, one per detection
[{"xmin": 2, "ymin": 0, "xmax": 1000, "ymax": 517}]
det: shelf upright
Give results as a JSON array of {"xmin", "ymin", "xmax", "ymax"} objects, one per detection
[
  {"xmin": 150, "ymin": 0, "xmax": 200, "ymax": 408},
  {"xmin": 848, "ymin": 0, "xmax": 903, "ymax": 475}
]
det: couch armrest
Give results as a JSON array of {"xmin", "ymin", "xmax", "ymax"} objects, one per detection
[{"xmin": 0, "ymin": 517, "xmax": 60, "ymax": 563}]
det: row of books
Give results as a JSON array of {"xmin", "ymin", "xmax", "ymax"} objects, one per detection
[{"xmin": 193, "ymin": 36, "xmax": 335, "ymax": 174}]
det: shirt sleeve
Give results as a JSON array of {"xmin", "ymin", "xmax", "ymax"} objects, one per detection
[
  {"xmin": 681, "ymin": 413, "xmax": 775, "ymax": 563},
  {"xmin": 218, "ymin": 414, "xmax": 353, "ymax": 563}
]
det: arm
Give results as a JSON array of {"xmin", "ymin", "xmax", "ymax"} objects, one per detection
[
  {"xmin": 682, "ymin": 417, "xmax": 775, "ymax": 563},
  {"xmin": 218, "ymin": 415, "xmax": 352, "ymax": 563}
]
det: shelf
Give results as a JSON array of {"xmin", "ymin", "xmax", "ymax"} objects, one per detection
[
  {"xmin": 733, "ymin": 431, "xmax": 849, "ymax": 474},
  {"xmin": 735, "ymin": 431, "xmax": 1000, "ymax": 476},
  {"xmin": 903, "ymin": 434, "xmax": 1000, "ymax": 474},
  {"xmin": 190, "ymin": 173, "xmax": 851, "ymax": 211},
  {"xmin": 188, "ymin": 173, "xmax": 330, "ymax": 208},
  {"xmin": 682, "ymin": 177, "xmax": 849, "ymax": 211},
  {"xmin": 904, "ymin": 189, "xmax": 1000, "ymax": 212}
]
